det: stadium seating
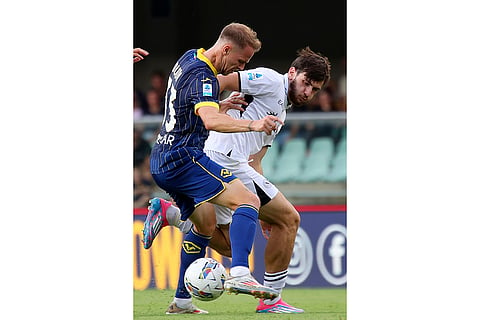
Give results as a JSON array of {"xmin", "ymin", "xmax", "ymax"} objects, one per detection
[
  {"xmin": 261, "ymin": 142, "xmax": 279, "ymax": 179},
  {"xmin": 264, "ymin": 136, "xmax": 346, "ymax": 184},
  {"xmin": 324, "ymin": 137, "xmax": 347, "ymax": 182},
  {"xmin": 269, "ymin": 138, "xmax": 307, "ymax": 183},
  {"xmin": 296, "ymin": 137, "xmax": 335, "ymax": 182}
]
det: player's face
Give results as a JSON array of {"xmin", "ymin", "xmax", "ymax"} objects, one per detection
[
  {"xmin": 288, "ymin": 70, "xmax": 324, "ymax": 106},
  {"xmin": 219, "ymin": 44, "xmax": 255, "ymax": 75}
]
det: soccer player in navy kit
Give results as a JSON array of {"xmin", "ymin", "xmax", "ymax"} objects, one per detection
[{"xmin": 144, "ymin": 23, "xmax": 282, "ymax": 314}]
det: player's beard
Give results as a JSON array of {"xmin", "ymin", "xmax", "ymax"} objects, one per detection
[{"xmin": 288, "ymin": 80, "xmax": 307, "ymax": 106}]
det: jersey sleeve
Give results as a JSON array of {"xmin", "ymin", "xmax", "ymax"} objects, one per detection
[
  {"xmin": 187, "ymin": 71, "xmax": 220, "ymax": 115},
  {"xmin": 238, "ymin": 68, "xmax": 277, "ymax": 96}
]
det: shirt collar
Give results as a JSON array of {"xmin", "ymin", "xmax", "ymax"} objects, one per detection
[{"xmin": 196, "ymin": 48, "xmax": 218, "ymax": 76}]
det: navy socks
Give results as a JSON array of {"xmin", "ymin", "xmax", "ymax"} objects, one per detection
[
  {"xmin": 175, "ymin": 228, "xmax": 211, "ymax": 298},
  {"xmin": 229, "ymin": 204, "xmax": 259, "ymax": 268}
]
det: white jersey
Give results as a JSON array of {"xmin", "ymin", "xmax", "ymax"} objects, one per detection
[{"xmin": 204, "ymin": 67, "xmax": 290, "ymax": 162}]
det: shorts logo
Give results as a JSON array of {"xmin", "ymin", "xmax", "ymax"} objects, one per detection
[
  {"xmin": 203, "ymin": 83, "xmax": 213, "ymax": 97},
  {"xmin": 220, "ymin": 169, "xmax": 232, "ymax": 178},
  {"xmin": 182, "ymin": 241, "xmax": 201, "ymax": 254}
]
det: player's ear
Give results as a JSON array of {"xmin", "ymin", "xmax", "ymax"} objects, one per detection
[
  {"xmin": 288, "ymin": 67, "xmax": 297, "ymax": 80},
  {"xmin": 223, "ymin": 45, "xmax": 231, "ymax": 55}
]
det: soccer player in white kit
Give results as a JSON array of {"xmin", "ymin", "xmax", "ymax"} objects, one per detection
[{"xmin": 144, "ymin": 47, "xmax": 331, "ymax": 313}]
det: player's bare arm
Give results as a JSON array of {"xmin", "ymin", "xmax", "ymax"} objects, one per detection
[
  {"xmin": 197, "ymin": 106, "xmax": 283, "ymax": 135},
  {"xmin": 218, "ymin": 72, "xmax": 240, "ymax": 92}
]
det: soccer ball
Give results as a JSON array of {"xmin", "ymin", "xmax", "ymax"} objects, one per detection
[{"xmin": 184, "ymin": 257, "xmax": 227, "ymax": 301}]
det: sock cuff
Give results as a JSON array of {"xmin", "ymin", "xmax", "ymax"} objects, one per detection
[
  {"xmin": 237, "ymin": 204, "xmax": 259, "ymax": 212},
  {"xmin": 233, "ymin": 204, "xmax": 259, "ymax": 222},
  {"xmin": 264, "ymin": 270, "xmax": 288, "ymax": 282},
  {"xmin": 183, "ymin": 228, "xmax": 211, "ymax": 250},
  {"xmin": 191, "ymin": 228, "xmax": 212, "ymax": 240},
  {"xmin": 173, "ymin": 297, "xmax": 192, "ymax": 308}
]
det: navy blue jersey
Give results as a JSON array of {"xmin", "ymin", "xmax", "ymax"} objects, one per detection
[
  {"xmin": 149, "ymin": 48, "xmax": 239, "ymax": 217},
  {"xmin": 151, "ymin": 49, "xmax": 220, "ymax": 171}
]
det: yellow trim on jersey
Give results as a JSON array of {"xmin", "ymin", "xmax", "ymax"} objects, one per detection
[
  {"xmin": 194, "ymin": 101, "xmax": 219, "ymax": 115},
  {"xmin": 197, "ymin": 48, "xmax": 218, "ymax": 76}
]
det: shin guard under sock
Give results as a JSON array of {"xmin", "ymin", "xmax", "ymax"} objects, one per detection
[
  {"xmin": 175, "ymin": 228, "xmax": 211, "ymax": 298},
  {"xmin": 229, "ymin": 204, "xmax": 258, "ymax": 268}
]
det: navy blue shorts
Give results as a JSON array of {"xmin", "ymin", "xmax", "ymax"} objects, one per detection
[{"xmin": 151, "ymin": 151, "xmax": 237, "ymax": 220}]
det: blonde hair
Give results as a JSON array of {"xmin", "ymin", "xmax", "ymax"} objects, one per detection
[{"xmin": 219, "ymin": 22, "xmax": 262, "ymax": 52}]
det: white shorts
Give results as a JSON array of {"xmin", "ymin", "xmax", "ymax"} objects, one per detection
[{"xmin": 205, "ymin": 150, "xmax": 279, "ymax": 225}]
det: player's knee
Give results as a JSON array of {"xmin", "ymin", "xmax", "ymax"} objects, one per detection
[
  {"xmin": 277, "ymin": 207, "xmax": 300, "ymax": 225},
  {"xmin": 279, "ymin": 209, "xmax": 301, "ymax": 234},
  {"xmin": 221, "ymin": 182, "xmax": 260, "ymax": 209},
  {"xmin": 244, "ymin": 191, "xmax": 260, "ymax": 208},
  {"xmin": 232, "ymin": 189, "xmax": 260, "ymax": 209},
  {"xmin": 290, "ymin": 210, "xmax": 301, "ymax": 230}
]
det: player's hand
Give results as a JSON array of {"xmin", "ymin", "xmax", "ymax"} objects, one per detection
[
  {"xmin": 260, "ymin": 220, "xmax": 272, "ymax": 240},
  {"xmin": 219, "ymin": 91, "xmax": 248, "ymax": 114},
  {"xmin": 250, "ymin": 115, "xmax": 284, "ymax": 135},
  {"xmin": 134, "ymin": 48, "xmax": 149, "ymax": 63}
]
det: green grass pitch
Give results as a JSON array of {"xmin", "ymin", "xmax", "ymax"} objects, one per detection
[{"xmin": 134, "ymin": 288, "xmax": 346, "ymax": 319}]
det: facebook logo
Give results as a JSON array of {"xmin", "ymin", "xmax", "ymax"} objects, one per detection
[
  {"xmin": 329, "ymin": 234, "xmax": 346, "ymax": 275},
  {"xmin": 317, "ymin": 224, "xmax": 347, "ymax": 285}
]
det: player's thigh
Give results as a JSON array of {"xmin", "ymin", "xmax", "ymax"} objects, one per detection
[
  {"xmin": 211, "ymin": 179, "xmax": 260, "ymax": 209},
  {"xmin": 259, "ymin": 191, "xmax": 300, "ymax": 226}
]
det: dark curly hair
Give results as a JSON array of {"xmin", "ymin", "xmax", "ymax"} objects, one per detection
[{"xmin": 290, "ymin": 47, "xmax": 331, "ymax": 89}]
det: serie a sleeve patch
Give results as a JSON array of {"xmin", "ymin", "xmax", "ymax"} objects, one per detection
[{"xmin": 202, "ymin": 83, "xmax": 213, "ymax": 96}]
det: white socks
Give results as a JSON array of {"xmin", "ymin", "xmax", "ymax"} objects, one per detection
[
  {"xmin": 229, "ymin": 266, "xmax": 250, "ymax": 277},
  {"xmin": 263, "ymin": 270, "xmax": 288, "ymax": 305},
  {"xmin": 166, "ymin": 205, "xmax": 192, "ymax": 233},
  {"xmin": 173, "ymin": 297, "xmax": 192, "ymax": 308}
]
